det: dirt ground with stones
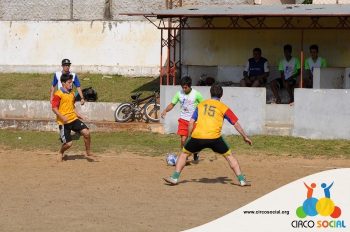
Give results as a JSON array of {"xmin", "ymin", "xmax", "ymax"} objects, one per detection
[{"xmin": 1, "ymin": 148, "xmax": 349, "ymax": 232}]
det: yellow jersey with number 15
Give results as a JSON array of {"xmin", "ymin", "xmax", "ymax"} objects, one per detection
[{"xmin": 191, "ymin": 98, "xmax": 238, "ymax": 139}]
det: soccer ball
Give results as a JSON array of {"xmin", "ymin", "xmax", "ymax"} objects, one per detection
[{"xmin": 166, "ymin": 153, "xmax": 177, "ymax": 166}]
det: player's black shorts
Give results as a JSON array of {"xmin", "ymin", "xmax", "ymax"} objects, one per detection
[
  {"xmin": 183, "ymin": 136, "xmax": 231, "ymax": 156},
  {"xmin": 59, "ymin": 119, "xmax": 88, "ymax": 144}
]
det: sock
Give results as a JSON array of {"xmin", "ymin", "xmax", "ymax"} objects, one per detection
[
  {"xmin": 237, "ymin": 174, "xmax": 245, "ymax": 182},
  {"xmin": 171, "ymin": 171, "xmax": 180, "ymax": 180}
]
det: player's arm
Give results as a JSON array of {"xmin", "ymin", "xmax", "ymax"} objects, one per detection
[
  {"xmin": 50, "ymin": 86, "xmax": 55, "ymax": 103},
  {"xmin": 50, "ymin": 74, "xmax": 58, "ymax": 103},
  {"xmin": 161, "ymin": 92, "xmax": 179, "ymax": 118},
  {"xmin": 259, "ymin": 60, "xmax": 270, "ymax": 81},
  {"xmin": 74, "ymin": 75, "xmax": 85, "ymax": 105},
  {"xmin": 188, "ymin": 118, "xmax": 196, "ymax": 136},
  {"xmin": 292, "ymin": 58, "xmax": 301, "ymax": 78},
  {"xmin": 243, "ymin": 61, "xmax": 249, "ymax": 78},
  {"xmin": 75, "ymin": 108, "xmax": 86, "ymax": 120},
  {"xmin": 51, "ymin": 95, "xmax": 68, "ymax": 123},
  {"xmin": 234, "ymin": 122, "xmax": 252, "ymax": 146},
  {"xmin": 161, "ymin": 103, "xmax": 175, "ymax": 118},
  {"xmin": 224, "ymin": 108, "xmax": 252, "ymax": 145},
  {"xmin": 278, "ymin": 60, "xmax": 285, "ymax": 80},
  {"xmin": 188, "ymin": 107, "xmax": 198, "ymax": 136}
]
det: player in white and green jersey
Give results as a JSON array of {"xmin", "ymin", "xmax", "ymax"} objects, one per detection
[
  {"xmin": 305, "ymin": 44, "xmax": 327, "ymax": 88},
  {"xmin": 161, "ymin": 76, "xmax": 204, "ymax": 162},
  {"xmin": 271, "ymin": 44, "xmax": 300, "ymax": 104}
]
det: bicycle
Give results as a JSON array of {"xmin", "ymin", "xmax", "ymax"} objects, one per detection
[{"xmin": 114, "ymin": 91, "xmax": 160, "ymax": 123}]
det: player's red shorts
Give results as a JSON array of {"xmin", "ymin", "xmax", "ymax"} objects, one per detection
[{"xmin": 177, "ymin": 118, "xmax": 189, "ymax": 136}]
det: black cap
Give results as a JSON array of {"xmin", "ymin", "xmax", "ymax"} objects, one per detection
[{"xmin": 61, "ymin": 59, "xmax": 71, "ymax": 65}]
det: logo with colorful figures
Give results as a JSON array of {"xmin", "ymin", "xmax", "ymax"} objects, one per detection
[{"xmin": 296, "ymin": 181, "xmax": 341, "ymax": 219}]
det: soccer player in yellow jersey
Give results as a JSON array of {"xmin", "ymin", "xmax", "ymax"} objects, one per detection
[
  {"xmin": 164, "ymin": 84, "xmax": 252, "ymax": 186},
  {"xmin": 51, "ymin": 73, "xmax": 94, "ymax": 162}
]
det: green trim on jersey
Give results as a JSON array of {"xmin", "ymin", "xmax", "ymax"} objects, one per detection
[
  {"xmin": 171, "ymin": 89, "xmax": 203, "ymax": 121},
  {"xmin": 305, "ymin": 57, "xmax": 327, "ymax": 70},
  {"xmin": 278, "ymin": 57, "xmax": 300, "ymax": 80}
]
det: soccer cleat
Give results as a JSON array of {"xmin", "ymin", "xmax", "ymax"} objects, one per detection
[
  {"xmin": 163, "ymin": 176, "xmax": 178, "ymax": 185},
  {"xmin": 238, "ymin": 175, "xmax": 251, "ymax": 187},
  {"xmin": 240, "ymin": 180, "xmax": 248, "ymax": 186}
]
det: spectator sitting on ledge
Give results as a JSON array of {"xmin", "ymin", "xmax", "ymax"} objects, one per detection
[{"xmin": 240, "ymin": 48, "xmax": 269, "ymax": 87}]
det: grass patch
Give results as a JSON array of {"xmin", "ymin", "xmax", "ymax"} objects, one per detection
[
  {"xmin": 1, "ymin": 130, "xmax": 349, "ymax": 158},
  {"xmin": 0, "ymin": 73, "xmax": 159, "ymax": 102}
]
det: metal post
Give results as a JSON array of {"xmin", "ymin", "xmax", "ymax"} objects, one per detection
[
  {"xmin": 160, "ymin": 29, "xmax": 163, "ymax": 85},
  {"xmin": 167, "ymin": 23, "xmax": 171, "ymax": 85},
  {"xmin": 173, "ymin": 28, "xmax": 176, "ymax": 85},
  {"xmin": 300, "ymin": 29, "xmax": 304, "ymax": 88}
]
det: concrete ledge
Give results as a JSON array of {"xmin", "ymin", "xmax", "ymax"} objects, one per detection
[
  {"xmin": 0, "ymin": 99, "xmax": 120, "ymax": 122},
  {"xmin": 0, "ymin": 118, "xmax": 164, "ymax": 133}
]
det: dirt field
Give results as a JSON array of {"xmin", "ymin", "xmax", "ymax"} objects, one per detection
[{"xmin": 1, "ymin": 148, "xmax": 349, "ymax": 232}]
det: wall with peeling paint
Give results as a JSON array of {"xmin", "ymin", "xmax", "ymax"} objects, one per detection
[{"xmin": 0, "ymin": 21, "xmax": 161, "ymax": 75}]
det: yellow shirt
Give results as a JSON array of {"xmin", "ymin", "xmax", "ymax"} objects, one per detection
[
  {"xmin": 52, "ymin": 89, "xmax": 78, "ymax": 125},
  {"xmin": 191, "ymin": 99, "xmax": 238, "ymax": 139}
]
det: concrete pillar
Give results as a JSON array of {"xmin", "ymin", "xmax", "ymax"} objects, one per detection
[{"xmin": 313, "ymin": 68, "xmax": 321, "ymax": 89}]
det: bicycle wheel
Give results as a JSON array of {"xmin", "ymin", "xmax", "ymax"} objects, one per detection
[
  {"xmin": 144, "ymin": 102, "xmax": 160, "ymax": 122},
  {"xmin": 114, "ymin": 103, "xmax": 133, "ymax": 122}
]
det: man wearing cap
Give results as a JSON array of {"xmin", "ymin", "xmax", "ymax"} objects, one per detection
[{"xmin": 50, "ymin": 59, "xmax": 85, "ymax": 105}]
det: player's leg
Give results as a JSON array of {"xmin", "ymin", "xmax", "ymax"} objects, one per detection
[
  {"xmin": 224, "ymin": 154, "xmax": 249, "ymax": 186},
  {"xmin": 58, "ymin": 141, "xmax": 72, "ymax": 162},
  {"xmin": 178, "ymin": 118, "xmax": 199, "ymax": 162},
  {"xmin": 240, "ymin": 78, "xmax": 247, "ymax": 87},
  {"xmin": 58, "ymin": 124, "xmax": 73, "ymax": 162},
  {"xmin": 164, "ymin": 138, "xmax": 202, "ymax": 185},
  {"xmin": 284, "ymin": 78, "xmax": 295, "ymax": 103},
  {"xmin": 164, "ymin": 151, "xmax": 190, "ymax": 185},
  {"xmin": 80, "ymin": 128, "xmax": 93, "ymax": 156},
  {"xmin": 270, "ymin": 79, "xmax": 281, "ymax": 103},
  {"xmin": 211, "ymin": 137, "xmax": 249, "ymax": 186},
  {"xmin": 252, "ymin": 76, "xmax": 262, "ymax": 87},
  {"xmin": 180, "ymin": 135, "xmax": 187, "ymax": 148},
  {"xmin": 71, "ymin": 119, "xmax": 93, "ymax": 157},
  {"xmin": 181, "ymin": 135, "xmax": 199, "ymax": 162},
  {"xmin": 177, "ymin": 119, "xmax": 187, "ymax": 148}
]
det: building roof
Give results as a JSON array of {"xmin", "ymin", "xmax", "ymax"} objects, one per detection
[{"xmin": 125, "ymin": 4, "xmax": 350, "ymax": 17}]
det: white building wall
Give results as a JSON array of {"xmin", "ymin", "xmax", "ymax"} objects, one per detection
[
  {"xmin": 160, "ymin": 86, "xmax": 266, "ymax": 135},
  {"xmin": 0, "ymin": 21, "xmax": 160, "ymax": 76},
  {"xmin": 293, "ymin": 89, "xmax": 350, "ymax": 139}
]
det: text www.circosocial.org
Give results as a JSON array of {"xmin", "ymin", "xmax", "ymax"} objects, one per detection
[{"xmin": 243, "ymin": 210, "xmax": 290, "ymax": 215}]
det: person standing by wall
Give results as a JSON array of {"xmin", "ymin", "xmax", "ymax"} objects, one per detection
[
  {"xmin": 50, "ymin": 58, "xmax": 85, "ymax": 105},
  {"xmin": 51, "ymin": 73, "xmax": 94, "ymax": 162},
  {"xmin": 161, "ymin": 76, "xmax": 204, "ymax": 162},
  {"xmin": 163, "ymin": 84, "xmax": 252, "ymax": 186}
]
